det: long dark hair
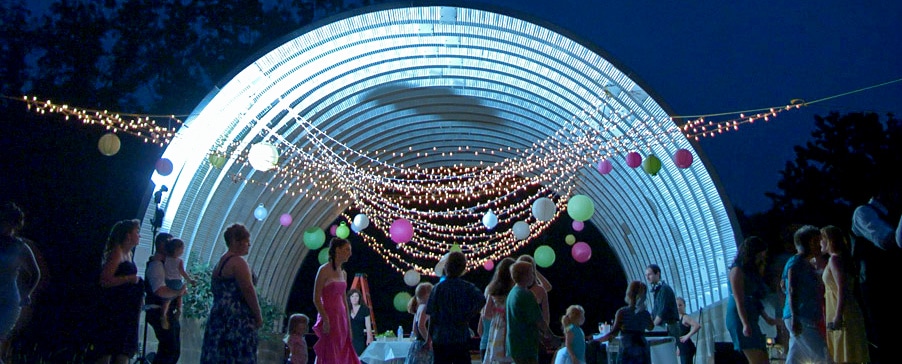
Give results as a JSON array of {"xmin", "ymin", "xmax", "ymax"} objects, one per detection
[
  {"xmin": 731, "ymin": 236, "xmax": 767, "ymax": 274},
  {"xmin": 486, "ymin": 257, "xmax": 516, "ymax": 297},
  {"xmin": 328, "ymin": 237, "xmax": 350, "ymax": 270}
]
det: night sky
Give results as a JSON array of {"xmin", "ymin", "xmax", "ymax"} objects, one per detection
[{"xmin": 2, "ymin": 0, "xmax": 901, "ymax": 358}]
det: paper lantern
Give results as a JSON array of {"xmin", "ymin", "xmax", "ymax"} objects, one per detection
[
  {"xmin": 208, "ymin": 152, "xmax": 227, "ymax": 169},
  {"xmin": 434, "ymin": 256, "xmax": 447, "ymax": 277},
  {"xmin": 483, "ymin": 260, "xmax": 494, "ymax": 271},
  {"xmin": 643, "ymin": 154, "xmax": 662, "ymax": 176},
  {"xmin": 674, "ymin": 148, "xmax": 694, "ymax": 168},
  {"xmin": 351, "ymin": 213, "xmax": 370, "ymax": 232},
  {"xmin": 98, "ymin": 133, "xmax": 121, "ymax": 156},
  {"xmin": 567, "ymin": 195, "xmax": 595, "ymax": 222},
  {"xmin": 596, "ymin": 159, "xmax": 613, "ymax": 175},
  {"xmin": 534, "ymin": 245, "xmax": 556, "ymax": 268},
  {"xmin": 565, "ymin": 234, "xmax": 576, "ymax": 245},
  {"xmin": 317, "ymin": 248, "xmax": 329, "ymax": 264},
  {"xmin": 512, "ymin": 221, "xmax": 530, "ymax": 240},
  {"xmin": 155, "ymin": 158, "xmax": 173, "ymax": 176},
  {"xmin": 482, "ymin": 210, "xmax": 498, "ymax": 230},
  {"xmin": 572, "ymin": 242, "xmax": 592, "ymax": 263},
  {"xmin": 390, "ymin": 218, "xmax": 414, "ymax": 244},
  {"xmin": 303, "ymin": 227, "xmax": 326, "ymax": 250},
  {"xmin": 393, "ymin": 292, "xmax": 412, "ymax": 312},
  {"xmin": 531, "ymin": 197, "xmax": 556, "ymax": 222},
  {"xmin": 248, "ymin": 142, "xmax": 279, "ymax": 171},
  {"xmin": 336, "ymin": 222, "xmax": 350, "ymax": 239},
  {"xmin": 450, "ymin": 243, "xmax": 462, "ymax": 253},
  {"xmin": 403, "ymin": 269, "xmax": 420, "ymax": 287},
  {"xmin": 626, "ymin": 152, "xmax": 642, "ymax": 168},
  {"xmin": 572, "ymin": 220, "xmax": 584, "ymax": 232},
  {"xmin": 279, "ymin": 213, "xmax": 293, "ymax": 227},
  {"xmin": 253, "ymin": 204, "xmax": 268, "ymax": 221},
  {"xmin": 329, "ymin": 224, "xmax": 338, "ymax": 236}
]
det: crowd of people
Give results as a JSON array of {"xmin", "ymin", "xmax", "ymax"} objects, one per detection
[{"xmin": 2, "ymin": 183, "xmax": 900, "ymax": 364}]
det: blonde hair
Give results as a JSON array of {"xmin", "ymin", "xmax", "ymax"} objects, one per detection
[
  {"xmin": 286, "ymin": 313, "xmax": 309, "ymax": 339},
  {"xmin": 407, "ymin": 282, "xmax": 434, "ymax": 314},
  {"xmin": 561, "ymin": 305, "xmax": 585, "ymax": 331}
]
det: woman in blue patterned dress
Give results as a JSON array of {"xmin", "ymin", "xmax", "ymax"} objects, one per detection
[{"xmin": 201, "ymin": 223, "xmax": 264, "ymax": 363}]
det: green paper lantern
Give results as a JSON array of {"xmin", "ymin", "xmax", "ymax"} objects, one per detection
[
  {"xmin": 450, "ymin": 243, "xmax": 462, "ymax": 253},
  {"xmin": 317, "ymin": 248, "xmax": 329, "ymax": 265},
  {"xmin": 393, "ymin": 291, "xmax": 412, "ymax": 312},
  {"xmin": 336, "ymin": 222, "xmax": 350, "ymax": 239},
  {"xmin": 304, "ymin": 227, "xmax": 326, "ymax": 250},
  {"xmin": 565, "ymin": 234, "xmax": 576, "ymax": 245},
  {"xmin": 567, "ymin": 194, "xmax": 595, "ymax": 222},
  {"xmin": 208, "ymin": 152, "xmax": 227, "ymax": 169},
  {"xmin": 643, "ymin": 154, "xmax": 662, "ymax": 176},
  {"xmin": 534, "ymin": 245, "xmax": 556, "ymax": 268}
]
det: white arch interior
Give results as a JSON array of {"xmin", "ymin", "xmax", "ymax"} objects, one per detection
[{"xmin": 135, "ymin": 5, "xmax": 739, "ymax": 313}]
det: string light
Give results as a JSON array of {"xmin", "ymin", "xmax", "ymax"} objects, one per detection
[{"xmin": 9, "ymin": 77, "xmax": 899, "ymax": 273}]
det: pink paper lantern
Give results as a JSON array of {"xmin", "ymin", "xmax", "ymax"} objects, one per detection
[
  {"xmin": 674, "ymin": 148, "xmax": 694, "ymax": 168},
  {"xmin": 390, "ymin": 218, "xmax": 414, "ymax": 244},
  {"xmin": 572, "ymin": 220, "xmax": 584, "ymax": 232},
  {"xmin": 626, "ymin": 152, "xmax": 642, "ymax": 168},
  {"xmin": 596, "ymin": 159, "xmax": 613, "ymax": 175},
  {"xmin": 279, "ymin": 213, "xmax": 293, "ymax": 227},
  {"xmin": 571, "ymin": 242, "xmax": 592, "ymax": 263},
  {"xmin": 483, "ymin": 260, "xmax": 494, "ymax": 271},
  {"xmin": 155, "ymin": 158, "xmax": 173, "ymax": 176},
  {"xmin": 329, "ymin": 224, "xmax": 338, "ymax": 236}
]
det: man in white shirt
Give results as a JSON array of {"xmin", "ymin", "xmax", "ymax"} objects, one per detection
[{"xmin": 145, "ymin": 233, "xmax": 186, "ymax": 364}]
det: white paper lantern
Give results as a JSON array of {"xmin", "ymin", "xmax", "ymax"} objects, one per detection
[
  {"xmin": 253, "ymin": 204, "xmax": 268, "ymax": 221},
  {"xmin": 482, "ymin": 210, "xmax": 498, "ymax": 230},
  {"xmin": 512, "ymin": 221, "xmax": 530, "ymax": 240},
  {"xmin": 403, "ymin": 269, "xmax": 420, "ymax": 287},
  {"xmin": 248, "ymin": 142, "xmax": 279, "ymax": 171},
  {"xmin": 531, "ymin": 197, "xmax": 555, "ymax": 221},
  {"xmin": 98, "ymin": 133, "xmax": 121, "ymax": 156},
  {"xmin": 351, "ymin": 213, "xmax": 370, "ymax": 232}
]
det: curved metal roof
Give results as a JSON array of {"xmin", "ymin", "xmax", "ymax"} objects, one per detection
[{"xmin": 135, "ymin": 4, "xmax": 740, "ymax": 313}]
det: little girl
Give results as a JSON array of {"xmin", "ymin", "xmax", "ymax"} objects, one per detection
[
  {"xmin": 285, "ymin": 313, "xmax": 309, "ymax": 364},
  {"xmin": 161, "ymin": 238, "xmax": 194, "ymax": 329},
  {"xmin": 554, "ymin": 305, "xmax": 587, "ymax": 364}
]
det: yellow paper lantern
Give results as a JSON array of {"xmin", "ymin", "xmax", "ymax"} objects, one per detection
[{"xmin": 98, "ymin": 133, "xmax": 121, "ymax": 156}]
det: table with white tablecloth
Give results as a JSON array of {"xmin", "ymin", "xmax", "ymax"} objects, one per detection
[
  {"xmin": 359, "ymin": 339, "xmax": 413, "ymax": 364},
  {"xmin": 592, "ymin": 333, "xmax": 678, "ymax": 364}
]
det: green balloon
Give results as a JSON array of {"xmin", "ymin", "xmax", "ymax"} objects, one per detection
[
  {"xmin": 450, "ymin": 243, "xmax": 462, "ymax": 253},
  {"xmin": 317, "ymin": 248, "xmax": 329, "ymax": 265},
  {"xmin": 336, "ymin": 222, "xmax": 350, "ymax": 239},
  {"xmin": 393, "ymin": 291, "xmax": 412, "ymax": 312},
  {"xmin": 304, "ymin": 227, "xmax": 326, "ymax": 250},
  {"xmin": 643, "ymin": 154, "xmax": 662, "ymax": 176},
  {"xmin": 534, "ymin": 245, "xmax": 556, "ymax": 268},
  {"xmin": 565, "ymin": 234, "xmax": 576, "ymax": 245},
  {"xmin": 567, "ymin": 195, "xmax": 595, "ymax": 222}
]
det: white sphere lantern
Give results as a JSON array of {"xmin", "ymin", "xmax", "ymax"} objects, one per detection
[{"xmin": 248, "ymin": 142, "xmax": 279, "ymax": 171}]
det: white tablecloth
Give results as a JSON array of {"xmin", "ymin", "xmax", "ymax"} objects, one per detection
[
  {"xmin": 592, "ymin": 334, "xmax": 678, "ymax": 364},
  {"xmin": 359, "ymin": 339, "xmax": 413, "ymax": 364}
]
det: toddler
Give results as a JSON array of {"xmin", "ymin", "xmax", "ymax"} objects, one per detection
[
  {"xmin": 161, "ymin": 238, "xmax": 194, "ymax": 329},
  {"xmin": 554, "ymin": 305, "xmax": 587, "ymax": 364},
  {"xmin": 285, "ymin": 313, "xmax": 309, "ymax": 364}
]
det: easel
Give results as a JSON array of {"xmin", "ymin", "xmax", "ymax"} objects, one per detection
[{"xmin": 350, "ymin": 273, "xmax": 377, "ymax": 335}]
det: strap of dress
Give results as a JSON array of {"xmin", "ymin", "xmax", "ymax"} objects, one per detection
[{"xmin": 216, "ymin": 255, "xmax": 236, "ymax": 277}]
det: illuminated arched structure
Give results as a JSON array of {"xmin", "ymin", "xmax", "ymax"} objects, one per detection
[{"xmin": 136, "ymin": 4, "xmax": 740, "ymax": 313}]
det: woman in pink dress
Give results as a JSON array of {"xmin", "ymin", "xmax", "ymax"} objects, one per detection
[{"xmin": 312, "ymin": 238, "xmax": 360, "ymax": 364}]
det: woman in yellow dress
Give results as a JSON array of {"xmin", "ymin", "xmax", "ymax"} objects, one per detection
[{"xmin": 820, "ymin": 226, "xmax": 869, "ymax": 363}]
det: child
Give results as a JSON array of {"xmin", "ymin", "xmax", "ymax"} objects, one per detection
[
  {"xmin": 285, "ymin": 313, "xmax": 309, "ymax": 364},
  {"xmin": 405, "ymin": 282, "xmax": 434, "ymax": 364},
  {"xmin": 161, "ymin": 238, "xmax": 194, "ymax": 329},
  {"xmin": 554, "ymin": 305, "xmax": 587, "ymax": 364}
]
